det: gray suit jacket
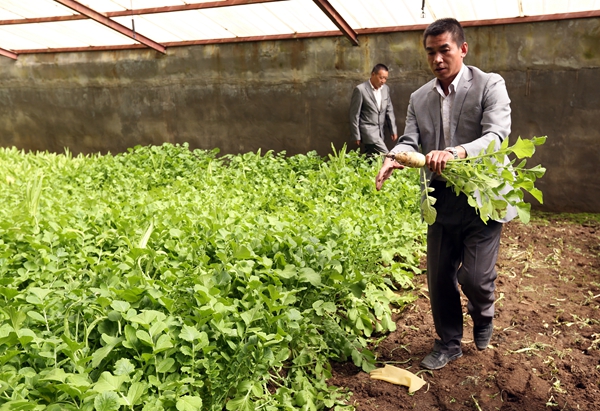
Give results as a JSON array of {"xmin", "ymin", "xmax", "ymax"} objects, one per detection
[
  {"xmin": 349, "ymin": 81, "xmax": 397, "ymax": 145},
  {"xmin": 390, "ymin": 65, "xmax": 517, "ymax": 222}
]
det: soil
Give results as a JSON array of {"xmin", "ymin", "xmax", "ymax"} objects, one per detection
[{"xmin": 329, "ymin": 213, "xmax": 600, "ymax": 410}]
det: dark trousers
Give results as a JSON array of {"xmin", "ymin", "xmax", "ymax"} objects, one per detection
[
  {"xmin": 426, "ymin": 179, "xmax": 503, "ymax": 353},
  {"xmin": 363, "ymin": 139, "xmax": 388, "ymax": 157}
]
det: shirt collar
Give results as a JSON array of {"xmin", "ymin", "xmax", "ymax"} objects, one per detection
[
  {"xmin": 434, "ymin": 64, "xmax": 466, "ymax": 97},
  {"xmin": 369, "ymin": 80, "xmax": 381, "ymax": 91}
]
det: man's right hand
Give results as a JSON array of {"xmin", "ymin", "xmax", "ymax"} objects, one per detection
[
  {"xmin": 375, "ymin": 157, "xmax": 404, "ymax": 191},
  {"xmin": 356, "ymin": 140, "xmax": 361, "ymax": 146}
]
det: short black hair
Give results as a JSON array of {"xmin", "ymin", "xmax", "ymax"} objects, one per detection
[
  {"xmin": 371, "ymin": 63, "xmax": 389, "ymax": 75},
  {"xmin": 423, "ymin": 18, "xmax": 465, "ymax": 48}
]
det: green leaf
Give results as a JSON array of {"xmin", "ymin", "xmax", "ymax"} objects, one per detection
[
  {"xmin": 92, "ymin": 337, "xmax": 123, "ymax": 368},
  {"xmin": 17, "ymin": 328, "xmax": 37, "ymax": 346},
  {"xmin": 233, "ymin": 244, "xmax": 253, "ymax": 260},
  {"xmin": 5, "ymin": 307, "xmax": 27, "ymax": 330},
  {"xmin": 0, "ymin": 400, "xmax": 38, "ymax": 410},
  {"xmin": 26, "ymin": 311, "xmax": 46, "ymax": 323},
  {"xmin": 527, "ymin": 187, "xmax": 544, "ymax": 204},
  {"xmin": 176, "ymin": 395, "xmax": 203, "ymax": 411},
  {"xmin": 0, "ymin": 288, "xmax": 20, "ymax": 300},
  {"xmin": 299, "ymin": 267, "xmax": 321, "ymax": 286},
  {"xmin": 41, "ymin": 368, "xmax": 69, "ymax": 383},
  {"xmin": 93, "ymin": 372, "xmax": 128, "ymax": 393},
  {"xmin": 139, "ymin": 221, "xmax": 154, "ymax": 249},
  {"xmin": 510, "ymin": 137, "xmax": 536, "ymax": 158},
  {"xmin": 287, "ymin": 309, "xmax": 302, "ymax": 321},
  {"xmin": 156, "ymin": 357, "xmax": 175, "ymax": 373},
  {"xmin": 516, "ymin": 202, "xmax": 532, "ymax": 224},
  {"xmin": 527, "ymin": 164, "xmax": 546, "ymax": 178},
  {"xmin": 136, "ymin": 330, "xmax": 153, "ymax": 347},
  {"xmin": 94, "ymin": 391, "xmax": 121, "ymax": 411},
  {"xmin": 28, "ymin": 287, "xmax": 52, "ymax": 303},
  {"xmin": 276, "ymin": 265, "xmax": 297, "ymax": 279},
  {"xmin": 113, "ymin": 358, "xmax": 135, "ymax": 376},
  {"xmin": 421, "ymin": 197, "xmax": 437, "ymax": 225},
  {"xmin": 126, "ymin": 382, "xmax": 147, "ymax": 407},
  {"xmin": 110, "ymin": 300, "xmax": 131, "ymax": 312},
  {"xmin": 179, "ymin": 325, "xmax": 203, "ymax": 342},
  {"xmin": 130, "ymin": 310, "xmax": 166, "ymax": 326},
  {"xmin": 169, "ymin": 228, "xmax": 184, "ymax": 238},
  {"xmin": 154, "ymin": 334, "xmax": 173, "ymax": 353},
  {"xmin": 225, "ymin": 395, "xmax": 254, "ymax": 411}
]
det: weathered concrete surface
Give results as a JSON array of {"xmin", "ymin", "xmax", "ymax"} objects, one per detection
[{"xmin": 0, "ymin": 18, "xmax": 599, "ymax": 212}]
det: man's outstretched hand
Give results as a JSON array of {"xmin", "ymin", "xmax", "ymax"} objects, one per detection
[{"xmin": 375, "ymin": 157, "xmax": 404, "ymax": 191}]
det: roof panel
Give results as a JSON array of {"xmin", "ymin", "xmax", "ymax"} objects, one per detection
[
  {"xmin": 82, "ymin": 0, "xmax": 188, "ymax": 13},
  {"xmin": 0, "ymin": 0, "xmax": 75, "ymax": 19},
  {"xmin": 275, "ymin": 0, "xmax": 339, "ymax": 33},
  {"xmin": 1, "ymin": 0, "xmax": 599, "ymax": 56},
  {"xmin": 0, "ymin": 25, "xmax": 51, "ymax": 49},
  {"xmin": 2, "ymin": 20, "xmax": 136, "ymax": 50},
  {"xmin": 113, "ymin": 11, "xmax": 235, "ymax": 42}
]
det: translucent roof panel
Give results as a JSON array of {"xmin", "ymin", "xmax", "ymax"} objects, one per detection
[
  {"xmin": 422, "ymin": 0, "xmax": 519, "ymax": 21},
  {"xmin": 1, "ymin": 0, "xmax": 599, "ymax": 56},
  {"xmin": 0, "ymin": 0, "xmax": 75, "ymax": 19},
  {"xmin": 1, "ymin": 20, "xmax": 136, "ymax": 50},
  {"xmin": 112, "ymin": 11, "xmax": 238, "ymax": 42},
  {"xmin": 331, "ymin": 0, "xmax": 426, "ymax": 28},
  {"xmin": 82, "ymin": 0, "xmax": 188, "ymax": 13},
  {"xmin": 521, "ymin": 0, "xmax": 600, "ymax": 16},
  {"xmin": 112, "ymin": 0, "xmax": 339, "ymax": 43}
]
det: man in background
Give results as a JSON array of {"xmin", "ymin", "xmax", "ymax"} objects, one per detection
[{"xmin": 349, "ymin": 64, "xmax": 398, "ymax": 156}]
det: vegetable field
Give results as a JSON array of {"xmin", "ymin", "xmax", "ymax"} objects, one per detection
[{"xmin": 0, "ymin": 144, "xmax": 426, "ymax": 410}]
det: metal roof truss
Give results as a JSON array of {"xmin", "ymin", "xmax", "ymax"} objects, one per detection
[{"xmin": 0, "ymin": 0, "xmax": 599, "ymax": 59}]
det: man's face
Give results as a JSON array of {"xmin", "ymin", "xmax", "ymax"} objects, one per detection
[
  {"xmin": 425, "ymin": 31, "xmax": 468, "ymax": 89},
  {"xmin": 370, "ymin": 69, "xmax": 389, "ymax": 89}
]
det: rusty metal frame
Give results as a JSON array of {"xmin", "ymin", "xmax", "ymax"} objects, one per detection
[
  {"xmin": 53, "ymin": 0, "xmax": 166, "ymax": 53},
  {"xmin": 351, "ymin": 9, "xmax": 600, "ymax": 35},
  {"xmin": 0, "ymin": 0, "xmax": 288, "ymax": 58},
  {"xmin": 0, "ymin": 0, "xmax": 288, "ymax": 24},
  {"xmin": 311, "ymin": 0, "xmax": 358, "ymax": 46},
  {"xmin": 2, "ymin": 4, "xmax": 600, "ymax": 58},
  {"xmin": 0, "ymin": 47, "xmax": 18, "ymax": 60},
  {"xmin": 109, "ymin": 0, "xmax": 288, "ymax": 16},
  {"xmin": 13, "ymin": 30, "xmax": 345, "ymax": 54}
]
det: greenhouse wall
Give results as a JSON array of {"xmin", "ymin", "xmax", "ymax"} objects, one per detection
[{"xmin": 0, "ymin": 17, "xmax": 599, "ymax": 213}]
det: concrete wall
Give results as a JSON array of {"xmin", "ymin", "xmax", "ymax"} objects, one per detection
[{"xmin": 0, "ymin": 18, "xmax": 599, "ymax": 212}]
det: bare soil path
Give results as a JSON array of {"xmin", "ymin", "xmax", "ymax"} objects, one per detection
[{"xmin": 330, "ymin": 213, "xmax": 600, "ymax": 410}]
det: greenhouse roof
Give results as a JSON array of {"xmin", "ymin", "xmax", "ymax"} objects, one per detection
[{"xmin": 1, "ymin": 0, "xmax": 599, "ymax": 60}]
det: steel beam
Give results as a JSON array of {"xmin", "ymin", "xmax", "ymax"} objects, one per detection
[
  {"xmin": 353, "ymin": 9, "xmax": 600, "ymax": 35},
  {"xmin": 9, "ymin": 8, "xmax": 600, "ymax": 55},
  {"xmin": 0, "ymin": 47, "xmax": 18, "ymax": 60},
  {"xmin": 311, "ymin": 0, "xmax": 358, "ymax": 46},
  {"xmin": 13, "ymin": 30, "xmax": 344, "ymax": 54},
  {"xmin": 0, "ymin": 1, "xmax": 287, "ymax": 25},
  {"xmin": 108, "ymin": 0, "xmax": 288, "ymax": 17},
  {"xmin": 53, "ymin": 0, "xmax": 166, "ymax": 53}
]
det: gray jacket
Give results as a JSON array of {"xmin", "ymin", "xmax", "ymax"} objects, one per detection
[
  {"xmin": 349, "ymin": 81, "xmax": 397, "ymax": 144},
  {"xmin": 390, "ymin": 65, "xmax": 517, "ymax": 222}
]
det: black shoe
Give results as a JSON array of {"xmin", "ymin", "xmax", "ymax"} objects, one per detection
[
  {"xmin": 474, "ymin": 322, "xmax": 494, "ymax": 350},
  {"xmin": 420, "ymin": 349, "xmax": 463, "ymax": 370}
]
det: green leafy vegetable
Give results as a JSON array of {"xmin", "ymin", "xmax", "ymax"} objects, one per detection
[
  {"xmin": 421, "ymin": 136, "xmax": 547, "ymax": 224},
  {"xmin": 0, "ymin": 143, "xmax": 426, "ymax": 410}
]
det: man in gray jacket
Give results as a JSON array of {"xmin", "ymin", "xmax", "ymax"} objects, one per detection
[
  {"xmin": 376, "ymin": 18, "xmax": 515, "ymax": 370},
  {"xmin": 349, "ymin": 64, "xmax": 398, "ymax": 156}
]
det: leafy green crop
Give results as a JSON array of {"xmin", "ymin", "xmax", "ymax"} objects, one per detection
[
  {"xmin": 421, "ymin": 136, "xmax": 547, "ymax": 225},
  {"xmin": 0, "ymin": 144, "xmax": 425, "ymax": 410}
]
